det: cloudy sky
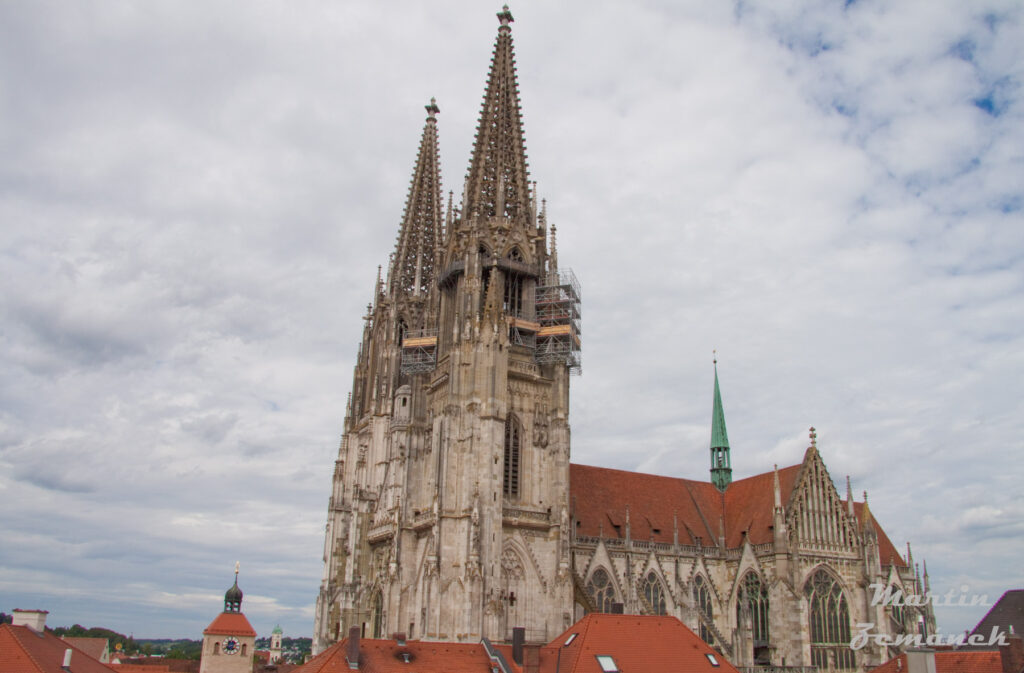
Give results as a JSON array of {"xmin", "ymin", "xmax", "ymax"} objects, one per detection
[{"xmin": 2, "ymin": 0, "xmax": 1022, "ymax": 642}]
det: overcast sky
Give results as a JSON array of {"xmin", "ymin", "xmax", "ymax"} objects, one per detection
[{"xmin": 1, "ymin": 0, "xmax": 1022, "ymax": 642}]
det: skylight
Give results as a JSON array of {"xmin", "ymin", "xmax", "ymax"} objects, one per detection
[
  {"xmin": 564, "ymin": 633, "xmax": 578, "ymax": 646},
  {"xmin": 706, "ymin": 653, "xmax": 720, "ymax": 667},
  {"xmin": 596, "ymin": 655, "xmax": 619, "ymax": 672}
]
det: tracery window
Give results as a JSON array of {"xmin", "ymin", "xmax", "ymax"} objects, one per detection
[
  {"xmin": 737, "ymin": 572, "xmax": 770, "ymax": 646},
  {"xmin": 693, "ymin": 575, "xmax": 714, "ymax": 645},
  {"xmin": 889, "ymin": 585, "xmax": 906, "ymax": 632},
  {"xmin": 371, "ymin": 590, "xmax": 384, "ymax": 638},
  {"xmin": 586, "ymin": 567, "xmax": 617, "ymax": 613},
  {"xmin": 642, "ymin": 571, "xmax": 667, "ymax": 615},
  {"xmin": 503, "ymin": 271, "xmax": 523, "ymax": 316},
  {"xmin": 805, "ymin": 569, "xmax": 854, "ymax": 670},
  {"xmin": 503, "ymin": 415, "xmax": 520, "ymax": 498}
]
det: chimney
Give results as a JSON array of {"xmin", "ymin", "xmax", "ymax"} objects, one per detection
[
  {"xmin": 1001, "ymin": 631, "xmax": 1024, "ymax": 673},
  {"xmin": 392, "ymin": 632, "xmax": 407, "ymax": 647},
  {"xmin": 12, "ymin": 610, "xmax": 49, "ymax": 633},
  {"xmin": 905, "ymin": 649, "xmax": 936, "ymax": 673},
  {"xmin": 512, "ymin": 627, "xmax": 525, "ymax": 665},
  {"xmin": 63, "ymin": 649, "xmax": 73, "ymax": 671},
  {"xmin": 346, "ymin": 626, "xmax": 360, "ymax": 670}
]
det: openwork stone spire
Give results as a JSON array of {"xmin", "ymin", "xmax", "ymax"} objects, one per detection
[
  {"xmin": 388, "ymin": 99, "xmax": 444, "ymax": 299},
  {"xmin": 462, "ymin": 5, "xmax": 531, "ymax": 222}
]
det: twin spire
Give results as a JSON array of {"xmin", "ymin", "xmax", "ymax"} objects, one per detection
[
  {"xmin": 387, "ymin": 98, "xmax": 444, "ymax": 301},
  {"xmin": 389, "ymin": 5, "xmax": 532, "ymax": 297},
  {"xmin": 462, "ymin": 4, "xmax": 532, "ymax": 222}
]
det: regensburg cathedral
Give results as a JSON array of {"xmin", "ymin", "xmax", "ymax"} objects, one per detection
[{"xmin": 314, "ymin": 7, "xmax": 934, "ymax": 671}]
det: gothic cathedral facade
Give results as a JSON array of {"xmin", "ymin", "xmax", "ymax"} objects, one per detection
[{"xmin": 314, "ymin": 8, "xmax": 934, "ymax": 671}]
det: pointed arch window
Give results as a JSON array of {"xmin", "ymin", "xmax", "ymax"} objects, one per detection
[
  {"xmin": 503, "ymin": 415, "xmax": 520, "ymax": 498},
  {"xmin": 737, "ymin": 572, "xmax": 770, "ymax": 647},
  {"xmin": 503, "ymin": 270, "xmax": 523, "ymax": 317},
  {"xmin": 693, "ymin": 575, "xmax": 714, "ymax": 645},
  {"xmin": 805, "ymin": 569, "xmax": 854, "ymax": 670},
  {"xmin": 642, "ymin": 571, "xmax": 667, "ymax": 615},
  {"xmin": 371, "ymin": 590, "xmax": 384, "ymax": 638},
  {"xmin": 586, "ymin": 568, "xmax": 617, "ymax": 613},
  {"xmin": 888, "ymin": 585, "xmax": 906, "ymax": 632}
]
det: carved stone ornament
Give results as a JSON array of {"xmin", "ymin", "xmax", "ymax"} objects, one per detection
[{"xmin": 532, "ymin": 403, "xmax": 549, "ymax": 448}]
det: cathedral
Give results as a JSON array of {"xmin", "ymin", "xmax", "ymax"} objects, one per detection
[{"xmin": 313, "ymin": 7, "xmax": 934, "ymax": 670}]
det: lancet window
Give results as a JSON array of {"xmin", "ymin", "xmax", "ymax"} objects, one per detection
[
  {"xmin": 737, "ymin": 572, "xmax": 770, "ymax": 646},
  {"xmin": 371, "ymin": 590, "xmax": 384, "ymax": 638},
  {"xmin": 586, "ymin": 567, "xmax": 617, "ymax": 613},
  {"xmin": 642, "ymin": 571, "xmax": 667, "ymax": 615},
  {"xmin": 805, "ymin": 569, "xmax": 854, "ymax": 670},
  {"xmin": 503, "ymin": 415, "xmax": 520, "ymax": 498},
  {"xmin": 503, "ymin": 271, "xmax": 523, "ymax": 316},
  {"xmin": 693, "ymin": 575, "xmax": 714, "ymax": 645}
]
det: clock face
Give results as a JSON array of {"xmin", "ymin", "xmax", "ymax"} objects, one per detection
[{"xmin": 223, "ymin": 637, "xmax": 239, "ymax": 654}]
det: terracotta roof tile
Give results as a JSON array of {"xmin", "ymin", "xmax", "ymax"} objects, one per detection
[
  {"xmin": 571, "ymin": 461, "xmax": 907, "ymax": 567},
  {"xmin": 294, "ymin": 637, "xmax": 497, "ymax": 673},
  {"xmin": 0, "ymin": 624, "xmax": 116, "ymax": 673},
  {"xmin": 203, "ymin": 613, "xmax": 256, "ymax": 637},
  {"xmin": 61, "ymin": 639, "xmax": 109, "ymax": 663},
  {"xmin": 872, "ymin": 651, "xmax": 1004, "ymax": 673},
  {"xmin": 540, "ymin": 614, "xmax": 741, "ymax": 673}
]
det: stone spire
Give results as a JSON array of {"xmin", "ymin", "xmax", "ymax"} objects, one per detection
[
  {"xmin": 388, "ymin": 99, "xmax": 444, "ymax": 301},
  {"xmin": 710, "ymin": 354, "xmax": 732, "ymax": 491},
  {"xmin": 461, "ymin": 5, "xmax": 532, "ymax": 223}
]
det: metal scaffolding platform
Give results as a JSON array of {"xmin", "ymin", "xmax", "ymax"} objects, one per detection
[
  {"xmin": 400, "ymin": 328, "xmax": 438, "ymax": 374},
  {"xmin": 534, "ymin": 269, "xmax": 582, "ymax": 374}
]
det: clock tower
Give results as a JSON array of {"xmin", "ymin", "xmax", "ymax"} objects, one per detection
[{"xmin": 199, "ymin": 565, "xmax": 257, "ymax": 673}]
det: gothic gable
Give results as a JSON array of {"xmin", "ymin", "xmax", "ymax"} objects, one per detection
[{"xmin": 785, "ymin": 447, "xmax": 860, "ymax": 554}]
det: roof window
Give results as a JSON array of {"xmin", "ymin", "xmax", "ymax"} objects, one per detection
[
  {"xmin": 564, "ymin": 633, "xmax": 578, "ymax": 646},
  {"xmin": 706, "ymin": 653, "xmax": 721, "ymax": 667},
  {"xmin": 596, "ymin": 655, "xmax": 620, "ymax": 672}
]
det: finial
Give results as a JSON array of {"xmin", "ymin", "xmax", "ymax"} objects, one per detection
[
  {"xmin": 713, "ymin": 349, "xmax": 717, "ymax": 366},
  {"xmin": 809, "ymin": 427, "xmax": 817, "ymax": 447},
  {"xmin": 425, "ymin": 97, "xmax": 440, "ymax": 121},
  {"xmin": 235, "ymin": 561, "xmax": 240, "ymax": 577},
  {"xmin": 497, "ymin": 4, "xmax": 514, "ymax": 28},
  {"xmin": 863, "ymin": 489, "xmax": 868, "ymax": 503}
]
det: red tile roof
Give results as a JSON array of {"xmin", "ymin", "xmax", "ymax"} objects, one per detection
[
  {"xmin": 295, "ymin": 637, "xmax": 499, "ymax": 673},
  {"xmin": 203, "ymin": 612, "xmax": 256, "ymax": 637},
  {"xmin": 871, "ymin": 651, "xmax": 1004, "ymax": 673},
  {"xmin": 539, "ymin": 614, "xmax": 741, "ymax": 673},
  {"xmin": 570, "ymin": 461, "xmax": 908, "ymax": 568},
  {"xmin": 0, "ymin": 624, "xmax": 116, "ymax": 673},
  {"xmin": 61, "ymin": 638, "xmax": 109, "ymax": 663}
]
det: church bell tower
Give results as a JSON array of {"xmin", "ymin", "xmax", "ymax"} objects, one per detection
[{"xmin": 314, "ymin": 6, "xmax": 581, "ymax": 652}]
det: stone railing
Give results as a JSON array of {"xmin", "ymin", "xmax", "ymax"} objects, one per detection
[{"xmin": 502, "ymin": 506, "xmax": 551, "ymax": 528}]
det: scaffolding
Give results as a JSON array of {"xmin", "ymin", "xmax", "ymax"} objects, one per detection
[
  {"xmin": 400, "ymin": 328, "xmax": 438, "ymax": 374},
  {"xmin": 534, "ymin": 269, "xmax": 582, "ymax": 374}
]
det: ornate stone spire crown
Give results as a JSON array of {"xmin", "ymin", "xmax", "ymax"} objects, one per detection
[
  {"xmin": 388, "ymin": 98, "xmax": 444, "ymax": 301},
  {"xmin": 461, "ymin": 5, "xmax": 532, "ymax": 223}
]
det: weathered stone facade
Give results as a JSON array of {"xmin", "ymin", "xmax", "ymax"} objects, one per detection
[{"xmin": 314, "ymin": 8, "xmax": 934, "ymax": 671}]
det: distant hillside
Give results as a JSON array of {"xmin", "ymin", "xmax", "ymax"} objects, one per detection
[{"xmin": 254, "ymin": 637, "xmax": 312, "ymax": 663}]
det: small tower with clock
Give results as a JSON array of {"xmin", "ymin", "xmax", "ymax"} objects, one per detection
[{"xmin": 199, "ymin": 564, "xmax": 257, "ymax": 673}]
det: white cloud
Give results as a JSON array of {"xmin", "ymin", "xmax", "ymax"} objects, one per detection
[{"xmin": 0, "ymin": 0, "xmax": 1021, "ymax": 642}]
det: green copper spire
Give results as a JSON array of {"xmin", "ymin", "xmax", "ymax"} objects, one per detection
[{"xmin": 710, "ymin": 355, "xmax": 732, "ymax": 491}]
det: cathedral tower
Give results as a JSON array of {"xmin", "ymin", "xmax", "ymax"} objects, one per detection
[
  {"xmin": 314, "ymin": 6, "xmax": 580, "ymax": 652},
  {"xmin": 710, "ymin": 358, "xmax": 732, "ymax": 490}
]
